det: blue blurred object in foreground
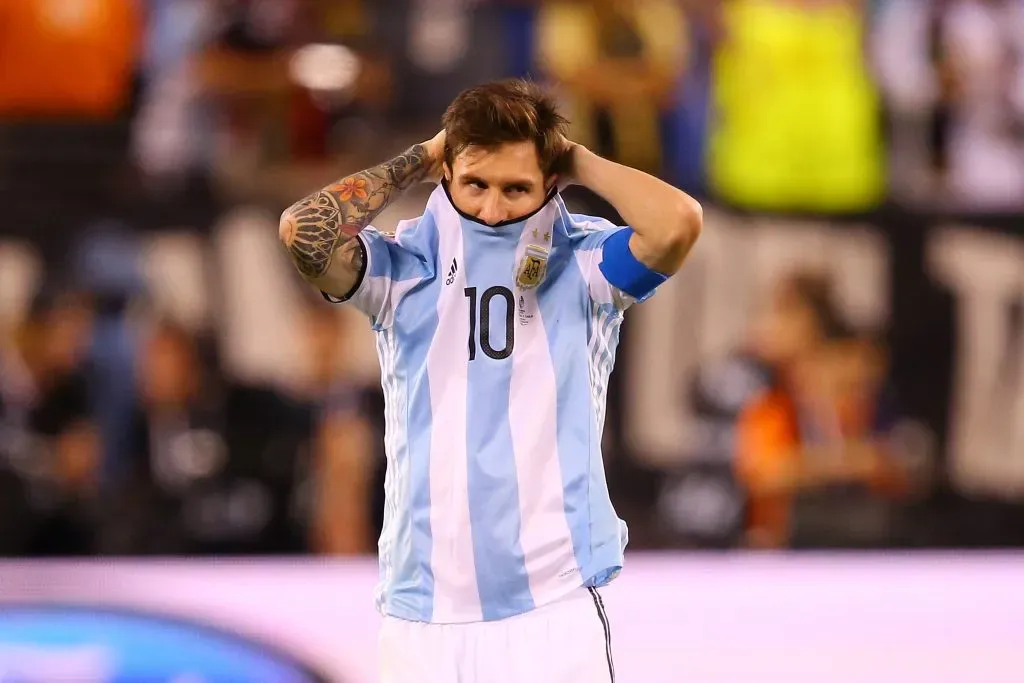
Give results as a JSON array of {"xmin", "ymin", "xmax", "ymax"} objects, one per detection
[{"xmin": 0, "ymin": 607, "xmax": 324, "ymax": 683}]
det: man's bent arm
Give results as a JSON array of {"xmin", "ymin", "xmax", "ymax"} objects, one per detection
[
  {"xmin": 279, "ymin": 141, "xmax": 437, "ymax": 297},
  {"xmin": 573, "ymin": 147, "xmax": 702, "ymax": 275}
]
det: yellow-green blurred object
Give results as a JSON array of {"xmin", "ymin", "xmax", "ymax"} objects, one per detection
[{"xmin": 709, "ymin": 0, "xmax": 885, "ymax": 212}]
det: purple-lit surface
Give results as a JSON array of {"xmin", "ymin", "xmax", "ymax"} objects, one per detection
[{"xmin": 1, "ymin": 554, "xmax": 1021, "ymax": 682}]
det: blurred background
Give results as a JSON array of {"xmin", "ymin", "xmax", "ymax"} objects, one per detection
[{"xmin": 1, "ymin": 0, "xmax": 1023, "ymax": 680}]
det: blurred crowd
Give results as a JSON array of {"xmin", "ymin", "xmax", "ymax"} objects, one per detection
[
  {"xmin": 1, "ymin": 0, "xmax": 1023, "ymax": 556},
  {"xmin": 656, "ymin": 271, "xmax": 934, "ymax": 550}
]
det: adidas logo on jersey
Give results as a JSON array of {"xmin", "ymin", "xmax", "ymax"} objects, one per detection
[{"xmin": 445, "ymin": 258, "xmax": 458, "ymax": 285}]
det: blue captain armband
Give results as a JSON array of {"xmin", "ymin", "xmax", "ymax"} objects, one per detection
[{"xmin": 598, "ymin": 228, "xmax": 668, "ymax": 302}]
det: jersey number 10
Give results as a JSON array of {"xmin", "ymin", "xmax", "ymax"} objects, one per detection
[{"xmin": 464, "ymin": 286, "xmax": 515, "ymax": 361}]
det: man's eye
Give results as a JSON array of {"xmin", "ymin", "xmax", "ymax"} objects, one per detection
[
  {"xmin": 470, "ymin": 181, "xmax": 487, "ymax": 190},
  {"xmin": 507, "ymin": 186, "xmax": 528, "ymax": 194}
]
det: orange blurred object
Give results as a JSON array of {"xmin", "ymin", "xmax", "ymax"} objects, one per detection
[{"xmin": 0, "ymin": 0, "xmax": 141, "ymax": 118}]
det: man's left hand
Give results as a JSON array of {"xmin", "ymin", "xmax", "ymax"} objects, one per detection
[{"xmin": 553, "ymin": 136, "xmax": 582, "ymax": 191}]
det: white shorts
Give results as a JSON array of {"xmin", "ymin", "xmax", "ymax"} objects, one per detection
[{"xmin": 378, "ymin": 586, "xmax": 615, "ymax": 683}]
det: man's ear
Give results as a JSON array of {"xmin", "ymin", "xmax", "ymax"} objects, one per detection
[{"xmin": 443, "ymin": 162, "xmax": 452, "ymax": 183}]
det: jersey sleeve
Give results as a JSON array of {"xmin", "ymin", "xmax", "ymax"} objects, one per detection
[
  {"xmin": 572, "ymin": 215, "xmax": 666, "ymax": 310},
  {"xmin": 320, "ymin": 227, "xmax": 398, "ymax": 328}
]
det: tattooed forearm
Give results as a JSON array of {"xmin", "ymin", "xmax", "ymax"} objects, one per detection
[{"xmin": 280, "ymin": 144, "xmax": 432, "ymax": 279}]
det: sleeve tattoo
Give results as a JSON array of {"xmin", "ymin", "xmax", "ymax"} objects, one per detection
[{"xmin": 281, "ymin": 144, "xmax": 431, "ymax": 280}]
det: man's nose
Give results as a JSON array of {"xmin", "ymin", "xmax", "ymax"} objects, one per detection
[{"xmin": 476, "ymin": 194, "xmax": 506, "ymax": 225}]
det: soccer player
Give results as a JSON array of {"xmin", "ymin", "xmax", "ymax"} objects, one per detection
[{"xmin": 279, "ymin": 79, "xmax": 701, "ymax": 683}]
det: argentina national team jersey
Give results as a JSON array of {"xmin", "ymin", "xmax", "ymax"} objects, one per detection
[{"xmin": 337, "ymin": 183, "xmax": 640, "ymax": 624}]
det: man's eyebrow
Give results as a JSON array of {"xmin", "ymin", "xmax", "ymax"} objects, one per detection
[{"xmin": 461, "ymin": 175, "xmax": 534, "ymax": 187}]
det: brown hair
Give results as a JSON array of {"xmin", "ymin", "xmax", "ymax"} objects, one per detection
[{"xmin": 441, "ymin": 79, "xmax": 570, "ymax": 177}]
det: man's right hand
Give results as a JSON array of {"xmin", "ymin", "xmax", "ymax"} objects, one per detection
[{"xmin": 424, "ymin": 129, "xmax": 447, "ymax": 182}]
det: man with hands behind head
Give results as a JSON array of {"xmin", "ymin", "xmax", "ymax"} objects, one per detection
[{"xmin": 280, "ymin": 78, "xmax": 701, "ymax": 683}]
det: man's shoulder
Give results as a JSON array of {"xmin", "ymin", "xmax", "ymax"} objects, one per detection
[
  {"xmin": 560, "ymin": 212, "xmax": 626, "ymax": 252},
  {"xmin": 366, "ymin": 214, "xmax": 436, "ymax": 252}
]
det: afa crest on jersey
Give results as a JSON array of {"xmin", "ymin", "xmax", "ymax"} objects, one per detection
[{"xmin": 516, "ymin": 245, "xmax": 549, "ymax": 289}]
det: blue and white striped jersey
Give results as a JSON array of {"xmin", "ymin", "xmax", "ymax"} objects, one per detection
[{"xmin": 339, "ymin": 184, "xmax": 651, "ymax": 623}]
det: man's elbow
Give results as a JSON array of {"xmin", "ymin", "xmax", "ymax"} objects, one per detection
[
  {"xmin": 671, "ymin": 195, "xmax": 703, "ymax": 252},
  {"xmin": 278, "ymin": 208, "xmax": 319, "ymax": 281},
  {"xmin": 278, "ymin": 209, "xmax": 299, "ymax": 249},
  {"xmin": 648, "ymin": 195, "xmax": 702, "ymax": 272}
]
